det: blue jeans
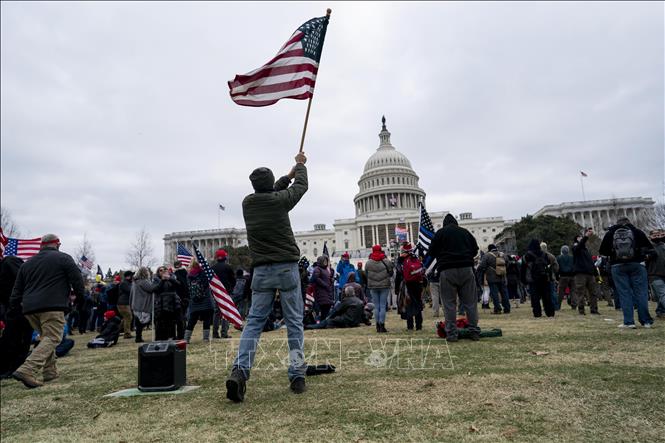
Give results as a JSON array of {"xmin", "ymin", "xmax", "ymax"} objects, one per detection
[
  {"xmin": 550, "ymin": 282, "xmax": 559, "ymax": 310},
  {"xmin": 650, "ymin": 277, "xmax": 665, "ymax": 315},
  {"xmin": 370, "ymin": 288, "xmax": 390, "ymax": 324},
  {"xmin": 611, "ymin": 263, "xmax": 652, "ymax": 326},
  {"xmin": 232, "ymin": 262, "xmax": 306, "ymax": 381},
  {"xmin": 489, "ymin": 282, "xmax": 510, "ymax": 313}
]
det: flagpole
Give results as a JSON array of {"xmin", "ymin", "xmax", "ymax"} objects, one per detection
[
  {"xmin": 580, "ymin": 174, "xmax": 586, "ymax": 201},
  {"xmin": 298, "ymin": 8, "xmax": 331, "ymax": 153}
]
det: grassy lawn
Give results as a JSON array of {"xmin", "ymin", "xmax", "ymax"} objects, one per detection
[{"xmin": 2, "ymin": 302, "xmax": 664, "ymax": 442}]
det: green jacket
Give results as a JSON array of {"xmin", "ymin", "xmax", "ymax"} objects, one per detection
[{"xmin": 243, "ymin": 164, "xmax": 308, "ymax": 267}]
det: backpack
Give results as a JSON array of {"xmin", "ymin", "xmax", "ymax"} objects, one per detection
[
  {"xmin": 531, "ymin": 253, "xmax": 550, "ymax": 280},
  {"xmin": 613, "ymin": 227, "xmax": 635, "ymax": 260},
  {"xmin": 403, "ymin": 257, "xmax": 423, "ymax": 283},
  {"xmin": 493, "ymin": 254, "xmax": 507, "ymax": 277},
  {"xmin": 189, "ymin": 277, "xmax": 208, "ymax": 302}
]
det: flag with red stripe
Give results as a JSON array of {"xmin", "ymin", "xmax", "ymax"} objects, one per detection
[
  {"xmin": 193, "ymin": 245, "xmax": 243, "ymax": 329},
  {"xmin": 228, "ymin": 14, "xmax": 330, "ymax": 107},
  {"xmin": 0, "ymin": 229, "xmax": 41, "ymax": 260},
  {"xmin": 305, "ymin": 285, "xmax": 315, "ymax": 312}
]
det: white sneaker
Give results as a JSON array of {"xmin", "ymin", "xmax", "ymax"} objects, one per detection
[
  {"xmin": 618, "ymin": 324, "xmax": 637, "ymax": 329},
  {"xmin": 643, "ymin": 323, "xmax": 654, "ymax": 329}
]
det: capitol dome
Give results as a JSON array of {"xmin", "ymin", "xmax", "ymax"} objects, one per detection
[{"xmin": 354, "ymin": 117, "xmax": 426, "ymax": 216}]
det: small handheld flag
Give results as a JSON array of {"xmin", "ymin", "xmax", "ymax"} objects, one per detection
[
  {"xmin": 193, "ymin": 245, "xmax": 243, "ymax": 329},
  {"xmin": 79, "ymin": 255, "xmax": 93, "ymax": 271},
  {"xmin": 176, "ymin": 243, "xmax": 193, "ymax": 268}
]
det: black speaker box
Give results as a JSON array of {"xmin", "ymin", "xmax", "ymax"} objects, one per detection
[{"xmin": 138, "ymin": 341, "xmax": 187, "ymax": 392}]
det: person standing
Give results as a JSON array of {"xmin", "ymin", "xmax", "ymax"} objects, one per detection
[
  {"xmin": 522, "ymin": 239, "xmax": 555, "ymax": 318},
  {"xmin": 152, "ymin": 266, "xmax": 181, "ymax": 340},
  {"xmin": 173, "ymin": 260, "xmax": 190, "ymax": 340},
  {"xmin": 540, "ymin": 243, "xmax": 560, "ymax": 310},
  {"xmin": 599, "ymin": 217, "xmax": 655, "ymax": 328},
  {"xmin": 226, "ymin": 151, "xmax": 309, "ymax": 402},
  {"xmin": 426, "ymin": 263, "xmax": 441, "ymax": 317},
  {"xmin": 401, "ymin": 243, "xmax": 424, "ymax": 330},
  {"xmin": 129, "ymin": 267, "xmax": 154, "ymax": 343},
  {"xmin": 573, "ymin": 228, "xmax": 601, "ymax": 315},
  {"xmin": 556, "ymin": 245, "xmax": 575, "ymax": 309},
  {"xmin": 424, "ymin": 214, "xmax": 480, "ymax": 342},
  {"xmin": 646, "ymin": 230, "xmax": 665, "ymax": 319},
  {"xmin": 312, "ymin": 255, "xmax": 334, "ymax": 320},
  {"xmin": 184, "ymin": 260, "xmax": 214, "ymax": 343},
  {"xmin": 365, "ymin": 245, "xmax": 394, "ymax": 333},
  {"xmin": 477, "ymin": 244, "xmax": 510, "ymax": 315},
  {"xmin": 335, "ymin": 253, "xmax": 355, "ymax": 302},
  {"xmin": 212, "ymin": 249, "xmax": 236, "ymax": 339},
  {"xmin": 9, "ymin": 234, "xmax": 85, "ymax": 388},
  {"xmin": 117, "ymin": 271, "xmax": 134, "ymax": 339}
]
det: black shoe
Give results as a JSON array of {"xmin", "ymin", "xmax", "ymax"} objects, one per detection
[
  {"xmin": 376, "ymin": 323, "xmax": 381, "ymax": 333},
  {"xmin": 290, "ymin": 377, "xmax": 307, "ymax": 394},
  {"xmin": 415, "ymin": 326, "xmax": 422, "ymax": 331},
  {"xmin": 492, "ymin": 310, "xmax": 502, "ymax": 315},
  {"xmin": 213, "ymin": 332, "xmax": 221, "ymax": 339},
  {"xmin": 591, "ymin": 310, "xmax": 600, "ymax": 315},
  {"xmin": 381, "ymin": 323, "xmax": 388, "ymax": 333},
  {"xmin": 226, "ymin": 369, "xmax": 246, "ymax": 403},
  {"xmin": 579, "ymin": 309, "xmax": 586, "ymax": 315},
  {"xmin": 135, "ymin": 338, "xmax": 144, "ymax": 343}
]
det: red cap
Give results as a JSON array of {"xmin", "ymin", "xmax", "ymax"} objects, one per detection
[
  {"xmin": 342, "ymin": 252, "xmax": 350, "ymax": 259},
  {"xmin": 372, "ymin": 245, "xmax": 382, "ymax": 253},
  {"xmin": 401, "ymin": 242, "xmax": 413, "ymax": 252},
  {"xmin": 215, "ymin": 249, "xmax": 228, "ymax": 259},
  {"xmin": 103, "ymin": 310, "xmax": 116, "ymax": 321},
  {"xmin": 113, "ymin": 275, "xmax": 121, "ymax": 283}
]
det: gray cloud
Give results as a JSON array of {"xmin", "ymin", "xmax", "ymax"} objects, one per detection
[{"xmin": 1, "ymin": 1, "xmax": 663, "ymax": 269}]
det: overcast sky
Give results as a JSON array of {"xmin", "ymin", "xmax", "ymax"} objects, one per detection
[{"xmin": 1, "ymin": 1, "xmax": 663, "ymax": 270}]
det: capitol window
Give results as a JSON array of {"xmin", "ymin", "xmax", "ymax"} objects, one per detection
[{"xmin": 314, "ymin": 241, "xmax": 317, "ymax": 245}]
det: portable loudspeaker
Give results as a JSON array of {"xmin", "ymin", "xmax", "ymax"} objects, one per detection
[{"xmin": 138, "ymin": 340, "xmax": 187, "ymax": 392}]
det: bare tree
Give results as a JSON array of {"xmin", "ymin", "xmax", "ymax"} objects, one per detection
[
  {"xmin": 126, "ymin": 227, "xmax": 157, "ymax": 269},
  {"xmin": 75, "ymin": 233, "xmax": 96, "ymax": 264},
  {"xmin": 633, "ymin": 200, "xmax": 665, "ymax": 232},
  {"xmin": 1, "ymin": 206, "xmax": 20, "ymax": 237}
]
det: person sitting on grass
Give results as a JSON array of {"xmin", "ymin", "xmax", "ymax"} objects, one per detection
[
  {"xmin": 305, "ymin": 286, "xmax": 370, "ymax": 329},
  {"xmin": 87, "ymin": 310, "xmax": 121, "ymax": 348},
  {"xmin": 342, "ymin": 271, "xmax": 365, "ymax": 303}
]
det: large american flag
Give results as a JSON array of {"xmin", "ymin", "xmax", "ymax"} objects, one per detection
[
  {"xmin": 228, "ymin": 13, "xmax": 330, "ymax": 107},
  {"xmin": 176, "ymin": 243, "xmax": 193, "ymax": 268},
  {"xmin": 79, "ymin": 255, "xmax": 94, "ymax": 270},
  {"xmin": 193, "ymin": 245, "xmax": 243, "ymax": 329},
  {"xmin": 416, "ymin": 205, "xmax": 435, "ymax": 256},
  {"xmin": 0, "ymin": 229, "xmax": 41, "ymax": 260}
]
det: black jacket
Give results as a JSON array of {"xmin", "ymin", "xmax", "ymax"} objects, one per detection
[
  {"xmin": 153, "ymin": 278, "xmax": 181, "ymax": 317},
  {"xmin": 425, "ymin": 214, "xmax": 479, "ymax": 271},
  {"xmin": 97, "ymin": 317, "xmax": 121, "ymax": 343},
  {"xmin": 329, "ymin": 296, "xmax": 365, "ymax": 328},
  {"xmin": 173, "ymin": 268, "xmax": 190, "ymax": 306},
  {"xmin": 599, "ymin": 223, "xmax": 654, "ymax": 264},
  {"xmin": 117, "ymin": 280, "xmax": 132, "ymax": 305},
  {"xmin": 572, "ymin": 236, "xmax": 596, "ymax": 276},
  {"xmin": 212, "ymin": 260, "xmax": 236, "ymax": 292},
  {"xmin": 0, "ymin": 256, "xmax": 24, "ymax": 310},
  {"xmin": 10, "ymin": 248, "xmax": 85, "ymax": 315}
]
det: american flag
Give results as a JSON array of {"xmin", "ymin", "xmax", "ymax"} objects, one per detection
[
  {"xmin": 580, "ymin": 171, "xmax": 588, "ymax": 177},
  {"xmin": 0, "ymin": 229, "xmax": 41, "ymax": 260},
  {"xmin": 193, "ymin": 245, "xmax": 243, "ymax": 329},
  {"xmin": 228, "ymin": 13, "xmax": 330, "ymax": 107},
  {"xmin": 176, "ymin": 243, "xmax": 193, "ymax": 268},
  {"xmin": 79, "ymin": 255, "xmax": 93, "ymax": 270},
  {"xmin": 305, "ymin": 286, "xmax": 315, "ymax": 312},
  {"xmin": 416, "ymin": 205, "xmax": 435, "ymax": 256}
]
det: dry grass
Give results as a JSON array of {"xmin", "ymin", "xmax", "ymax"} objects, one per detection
[{"xmin": 2, "ymin": 302, "xmax": 664, "ymax": 442}]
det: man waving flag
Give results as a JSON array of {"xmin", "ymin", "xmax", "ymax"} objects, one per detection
[
  {"xmin": 193, "ymin": 245, "xmax": 243, "ymax": 329},
  {"xmin": 228, "ymin": 11, "xmax": 331, "ymax": 107}
]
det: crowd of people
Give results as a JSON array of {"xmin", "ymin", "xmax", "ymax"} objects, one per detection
[{"xmin": 0, "ymin": 149, "xmax": 662, "ymax": 400}]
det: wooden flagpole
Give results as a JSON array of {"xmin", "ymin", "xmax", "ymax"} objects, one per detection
[{"xmin": 298, "ymin": 8, "xmax": 331, "ymax": 153}]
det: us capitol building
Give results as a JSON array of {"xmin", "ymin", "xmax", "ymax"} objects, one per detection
[{"xmin": 164, "ymin": 117, "xmax": 655, "ymax": 263}]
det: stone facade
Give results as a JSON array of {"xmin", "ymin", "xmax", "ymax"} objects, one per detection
[{"xmin": 534, "ymin": 197, "xmax": 655, "ymax": 233}]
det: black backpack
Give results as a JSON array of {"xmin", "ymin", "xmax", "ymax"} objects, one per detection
[
  {"xmin": 613, "ymin": 227, "xmax": 635, "ymax": 260},
  {"xmin": 531, "ymin": 253, "xmax": 550, "ymax": 280},
  {"xmin": 189, "ymin": 276, "xmax": 208, "ymax": 302}
]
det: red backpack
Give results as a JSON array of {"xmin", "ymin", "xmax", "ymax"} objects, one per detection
[{"xmin": 403, "ymin": 257, "xmax": 423, "ymax": 283}]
